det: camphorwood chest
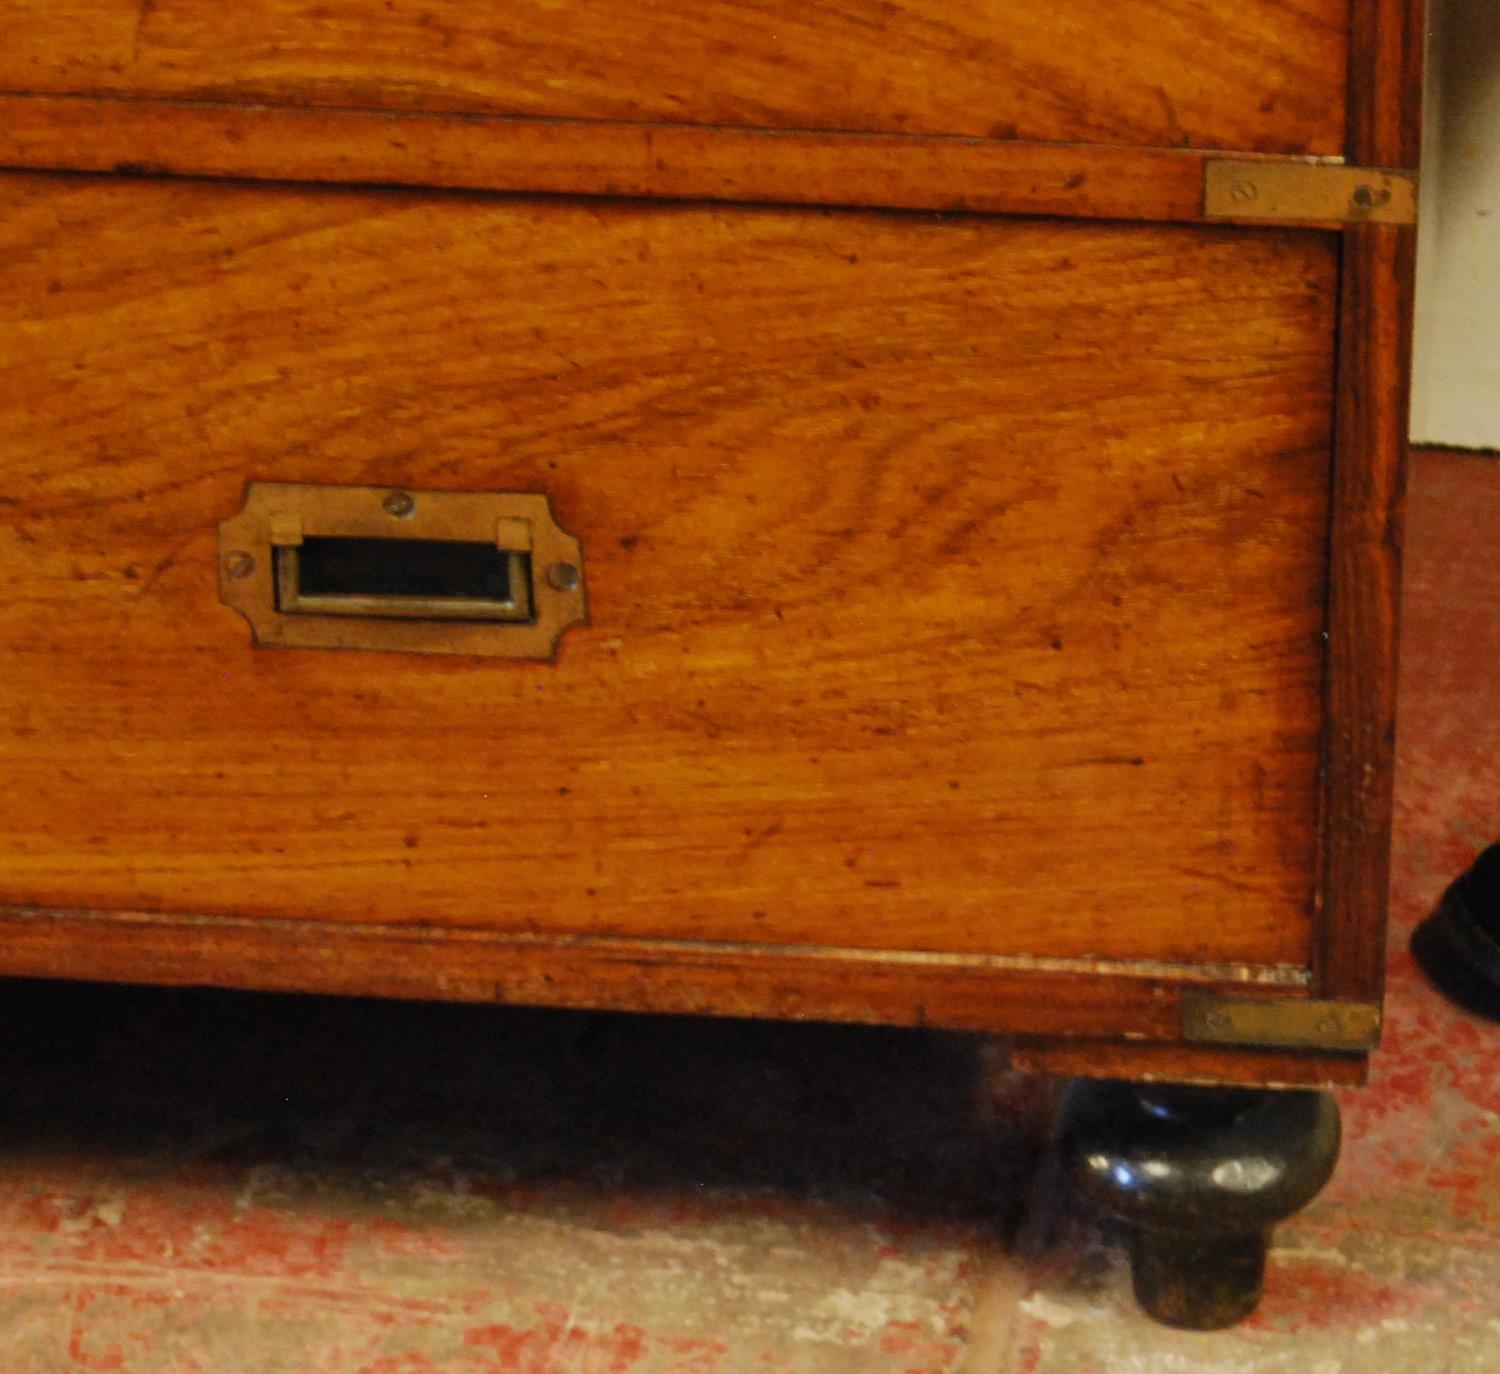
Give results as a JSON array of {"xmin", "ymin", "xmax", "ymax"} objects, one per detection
[{"xmin": 0, "ymin": 5, "xmax": 1419, "ymax": 1104}]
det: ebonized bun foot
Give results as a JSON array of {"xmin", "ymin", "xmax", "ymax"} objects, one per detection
[{"xmin": 1058, "ymin": 1081, "xmax": 1341, "ymax": 1330}]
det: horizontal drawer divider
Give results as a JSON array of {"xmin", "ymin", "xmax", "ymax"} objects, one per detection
[{"xmin": 0, "ymin": 91, "xmax": 1351, "ymax": 226}]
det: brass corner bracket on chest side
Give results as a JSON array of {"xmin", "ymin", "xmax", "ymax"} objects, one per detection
[
  {"xmin": 1181, "ymin": 993, "xmax": 1383, "ymax": 1052},
  {"xmin": 1203, "ymin": 160, "xmax": 1418, "ymax": 225}
]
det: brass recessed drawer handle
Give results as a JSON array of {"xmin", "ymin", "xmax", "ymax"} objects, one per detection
[
  {"xmin": 275, "ymin": 532, "xmax": 535, "ymax": 624},
  {"xmin": 218, "ymin": 482, "xmax": 587, "ymax": 659}
]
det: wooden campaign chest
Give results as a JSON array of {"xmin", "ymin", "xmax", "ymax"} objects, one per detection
[{"xmin": 0, "ymin": 0, "xmax": 1421, "ymax": 1327}]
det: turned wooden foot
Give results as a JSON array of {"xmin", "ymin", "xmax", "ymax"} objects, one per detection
[{"xmin": 1058, "ymin": 1081, "xmax": 1340, "ymax": 1330}]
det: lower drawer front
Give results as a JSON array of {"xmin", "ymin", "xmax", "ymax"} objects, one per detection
[{"xmin": 0, "ymin": 174, "xmax": 1336, "ymax": 970}]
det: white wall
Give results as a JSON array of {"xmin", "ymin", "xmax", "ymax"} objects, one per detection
[{"xmin": 1411, "ymin": 0, "xmax": 1500, "ymax": 450}]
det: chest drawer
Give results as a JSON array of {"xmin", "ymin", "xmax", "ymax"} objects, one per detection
[
  {"xmin": 2, "ymin": 0, "xmax": 1348, "ymax": 153},
  {"xmin": 1, "ymin": 173, "xmax": 1337, "ymax": 972}
]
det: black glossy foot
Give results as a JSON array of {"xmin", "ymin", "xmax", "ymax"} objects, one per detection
[
  {"xmin": 1058, "ymin": 1081, "xmax": 1340, "ymax": 1330},
  {"xmin": 1128, "ymin": 1223, "xmax": 1268, "ymax": 1329}
]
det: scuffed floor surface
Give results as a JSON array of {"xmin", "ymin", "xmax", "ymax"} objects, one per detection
[{"xmin": 1, "ymin": 446, "xmax": 1497, "ymax": 1373}]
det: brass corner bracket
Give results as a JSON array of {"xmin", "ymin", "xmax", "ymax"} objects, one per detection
[
  {"xmin": 1204, "ymin": 160, "xmax": 1418, "ymax": 226},
  {"xmin": 1182, "ymin": 993, "xmax": 1382, "ymax": 1052}
]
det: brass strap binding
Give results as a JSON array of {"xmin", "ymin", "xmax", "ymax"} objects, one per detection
[
  {"xmin": 1182, "ymin": 993, "xmax": 1382, "ymax": 1051},
  {"xmin": 1203, "ymin": 160, "xmax": 1418, "ymax": 225}
]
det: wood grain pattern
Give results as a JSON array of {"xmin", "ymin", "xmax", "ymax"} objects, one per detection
[
  {"xmin": 0, "ymin": 94, "xmax": 1248, "ymax": 227},
  {"xmin": 1315, "ymin": 0, "xmax": 1424, "ymax": 1002},
  {"xmin": 0, "ymin": 173, "xmax": 1337, "ymax": 971},
  {"xmin": 0, "ymin": 0, "xmax": 1349, "ymax": 154},
  {"xmin": 1347, "ymin": 0, "xmax": 1427, "ymax": 165}
]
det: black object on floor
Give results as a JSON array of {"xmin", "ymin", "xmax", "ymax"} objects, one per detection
[
  {"xmin": 1057, "ymin": 1081, "xmax": 1341, "ymax": 1330},
  {"xmin": 1411, "ymin": 843, "xmax": 1500, "ymax": 1018}
]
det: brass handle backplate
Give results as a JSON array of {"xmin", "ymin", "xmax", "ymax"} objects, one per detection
[{"xmin": 217, "ymin": 482, "xmax": 587, "ymax": 659}]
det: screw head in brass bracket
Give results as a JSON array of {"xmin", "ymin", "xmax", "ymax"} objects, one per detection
[{"xmin": 1203, "ymin": 160, "xmax": 1418, "ymax": 226}]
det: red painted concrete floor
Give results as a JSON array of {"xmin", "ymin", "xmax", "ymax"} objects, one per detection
[{"xmin": 1, "ymin": 447, "xmax": 1497, "ymax": 1372}]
